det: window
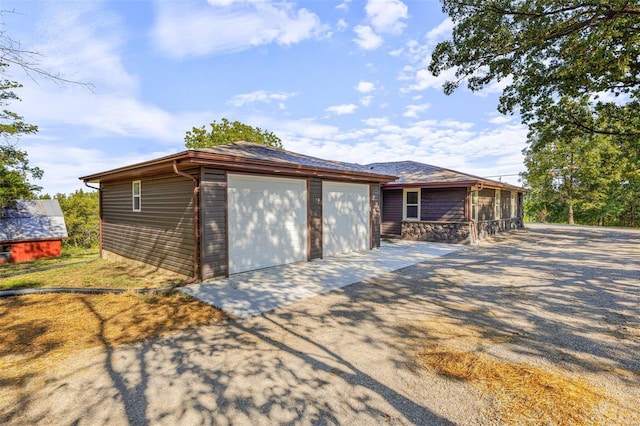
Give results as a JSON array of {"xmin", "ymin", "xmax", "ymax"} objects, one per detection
[
  {"xmin": 511, "ymin": 192, "xmax": 517, "ymax": 218},
  {"xmin": 403, "ymin": 189, "xmax": 420, "ymax": 220},
  {"xmin": 494, "ymin": 189, "xmax": 501, "ymax": 219},
  {"xmin": 471, "ymin": 188, "xmax": 478, "ymax": 221},
  {"xmin": 132, "ymin": 181, "xmax": 141, "ymax": 211}
]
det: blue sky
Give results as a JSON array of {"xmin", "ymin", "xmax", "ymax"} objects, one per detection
[{"xmin": 4, "ymin": 0, "xmax": 527, "ymax": 196}]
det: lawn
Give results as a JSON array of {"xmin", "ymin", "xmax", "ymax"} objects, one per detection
[{"xmin": 0, "ymin": 246, "xmax": 187, "ymax": 290}]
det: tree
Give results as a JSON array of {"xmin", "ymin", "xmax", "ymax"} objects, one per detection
[
  {"xmin": 429, "ymin": 1, "xmax": 640, "ymax": 134},
  {"xmin": 0, "ymin": 66, "xmax": 42, "ymax": 207},
  {"xmin": 522, "ymin": 98, "xmax": 638, "ymax": 226},
  {"xmin": 185, "ymin": 118, "xmax": 283, "ymax": 149},
  {"xmin": 56, "ymin": 190, "xmax": 99, "ymax": 248}
]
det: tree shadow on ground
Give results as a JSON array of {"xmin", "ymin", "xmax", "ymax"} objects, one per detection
[{"xmin": 4, "ymin": 224, "xmax": 638, "ymax": 424}]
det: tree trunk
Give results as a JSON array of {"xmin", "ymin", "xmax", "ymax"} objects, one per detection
[{"xmin": 568, "ymin": 203, "xmax": 575, "ymax": 225}]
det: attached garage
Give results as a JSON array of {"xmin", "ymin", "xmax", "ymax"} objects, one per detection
[
  {"xmin": 227, "ymin": 174, "xmax": 308, "ymax": 274},
  {"xmin": 322, "ymin": 182, "xmax": 370, "ymax": 257},
  {"xmin": 80, "ymin": 141, "xmax": 395, "ymax": 280}
]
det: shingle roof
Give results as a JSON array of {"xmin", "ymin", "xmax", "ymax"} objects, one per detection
[
  {"xmin": 0, "ymin": 200, "xmax": 68, "ymax": 243},
  {"xmin": 194, "ymin": 141, "xmax": 379, "ymax": 174},
  {"xmin": 80, "ymin": 141, "xmax": 396, "ymax": 183},
  {"xmin": 366, "ymin": 161, "xmax": 525, "ymax": 191}
]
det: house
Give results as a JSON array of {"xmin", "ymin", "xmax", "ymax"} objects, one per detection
[
  {"xmin": 366, "ymin": 161, "xmax": 527, "ymax": 244},
  {"xmin": 0, "ymin": 200, "xmax": 68, "ymax": 263},
  {"xmin": 80, "ymin": 141, "xmax": 396, "ymax": 281}
]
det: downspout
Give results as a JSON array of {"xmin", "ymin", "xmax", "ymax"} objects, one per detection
[
  {"xmin": 84, "ymin": 182, "xmax": 103, "ymax": 258},
  {"xmin": 173, "ymin": 161, "xmax": 200, "ymax": 283}
]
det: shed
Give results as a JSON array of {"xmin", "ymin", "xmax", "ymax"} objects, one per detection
[
  {"xmin": 80, "ymin": 142, "xmax": 396, "ymax": 280},
  {"xmin": 366, "ymin": 161, "xmax": 527, "ymax": 244},
  {"xmin": 0, "ymin": 200, "xmax": 68, "ymax": 263}
]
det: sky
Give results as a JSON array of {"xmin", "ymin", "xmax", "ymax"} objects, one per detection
[{"xmin": 3, "ymin": 0, "xmax": 528, "ymax": 196}]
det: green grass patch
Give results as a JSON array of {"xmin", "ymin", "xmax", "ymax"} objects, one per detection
[
  {"xmin": 0, "ymin": 246, "xmax": 99, "ymax": 276},
  {"xmin": 0, "ymin": 247, "xmax": 186, "ymax": 290}
]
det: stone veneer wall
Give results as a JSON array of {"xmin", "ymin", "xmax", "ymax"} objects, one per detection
[
  {"xmin": 475, "ymin": 218, "xmax": 524, "ymax": 240},
  {"xmin": 401, "ymin": 217, "xmax": 524, "ymax": 244},
  {"xmin": 401, "ymin": 221, "xmax": 472, "ymax": 244}
]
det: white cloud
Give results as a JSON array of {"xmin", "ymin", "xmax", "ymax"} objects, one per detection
[
  {"xmin": 401, "ymin": 66, "xmax": 458, "ymax": 92},
  {"xmin": 365, "ymin": 0, "xmax": 408, "ymax": 34},
  {"xmin": 353, "ymin": 0, "xmax": 408, "ymax": 50},
  {"xmin": 488, "ymin": 113, "xmax": 513, "ymax": 125},
  {"xmin": 325, "ymin": 103, "xmax": 358, "ymax": 115},
  {"xmin": 353, "ymin": 25, "xmax": 383, "ymax": 50},
  {"xmin": 403, "ymin": 103, "xmax": 430, "ymax": 118},
  {"xmin": 228, "ymin": 90, "xmax": 297, "ymax": 107},
  {"xmin": 425, "ymin": 18, "xmax": 453, "ymax": 44},
  {"xmin": 336, "ymin": 19, "xmax": 349, "ymax": 31},
  {"xmin": 355, "ymin": 81, "xmax": 375, "ymax": 93},
  {"xmin": 359, "ymin": 96, "xmax": 373, "ymax": 107},
  {"xmin": 30, "ymin": 2, "xmax": 136, "ymax": 94},
  {"xmin": 336, "ymin": 0, "xmax": 352, "ymax": 10},
  {"xmin": 151, "ymin": 0, "xmax": 327, "ymax": 58},
  {"xmin": 25, "ymin": 143, "xmax": 178, "ymax": 196}
]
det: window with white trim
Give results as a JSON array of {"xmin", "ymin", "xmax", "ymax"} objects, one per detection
[
  {"xmin": 403, "ymin": 189, "xmax": 420, "ymax": 220},
  {"xmin": 494, "ymin": 189, "xmax": 501, "ymax": 219},
  {"xmin": 471, "ymin": 187, "xmax": 478, "ymax": 221},
  {"xmin": 511, "ymin": 192, "xmax": 517, "ymax": 218},
  {"xmin": 132, "ymin": 181, "xmax": 141, "ymax": 212}
]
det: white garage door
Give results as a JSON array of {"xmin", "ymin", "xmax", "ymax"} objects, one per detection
[
  {"xmin": 228, "ymin": 174, "xmax": 308, "ymax": 274},
  {"xmin": 323, "ymin": 182, "xmax": 370, "ymax": 257}
]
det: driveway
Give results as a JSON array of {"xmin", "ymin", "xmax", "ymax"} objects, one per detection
[
  {"xmin": 3, "ymin": 224, "xmax": 639, "ymax": 425},
  {"xmin": 181, "ymin": 240, "xmax": 463, "ymax": 318}
]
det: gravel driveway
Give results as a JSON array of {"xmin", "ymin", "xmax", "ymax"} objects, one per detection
[{"xmin": 4, "ymin": 224, "xmax": 639, "ymax": 425}]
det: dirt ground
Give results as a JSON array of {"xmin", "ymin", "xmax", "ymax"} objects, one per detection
[{"xmin": 1, "ymin": 223, "xmax": 638, "ymax": 425}]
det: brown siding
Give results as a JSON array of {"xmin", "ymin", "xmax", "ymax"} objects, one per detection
[
  {"xmin": 501, "ymin": 190, "xmax": 511, "ymax": 219},
  {"xmin": 421, "ymin": 188, "xmax": 466, "ymax": 221},
  {"xmin": 477, "ymin": 188, "xmax": 495, "ymax": 221},
  {"xmin": 200, "ymin": 168, "xmax": 227, "ymax": 279},
  {"xmin": 309, "ymin": 178, "xmax": 322, "ymax": 260},
  {"xmin": 381, "ymin": 188, "xmax": 402, "ymax": 235},
  {"xmin": 371, "ymin": 183, "xmax": 381, "ymax": 248},
  {"xmin": 101, "ymin": 173, "xmax": 195, "ymax": 276}
]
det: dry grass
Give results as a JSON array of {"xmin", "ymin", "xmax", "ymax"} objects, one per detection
[
  {"xmin": 410, "ymin": 317, "xmax": 637, "ymax": 425},
  {"xmin": 0, "ymin": 292, "xmax": 227, "ymax": 392},
  {"xmin": 418, "ymin": 346, "xmax": 603, "ymax": 425}
]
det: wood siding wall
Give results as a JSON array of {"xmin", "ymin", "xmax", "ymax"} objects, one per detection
[
  {"xmin": 200, "ymin": 168, "xmax": 227, "ymax": 280},
  {"xmin": 477, "ymin": 189, "xmax": 495, "ymax": 221},
  {"xmin": 371, "ymin": 183, "xmax": 381, "ymax": 248},
  {"xmin": 381, "ymin": 189, "xmax": 402, "ymax": 235},
  {"xmin": 309, "ymin": 178, "xmax": 322, "ymax": 260},
  {"xmin": 421, "ymin": 188, "xmax": 466, "ymax": 221},
  {"xmin": 101, "ymin": 173, "xmax": 195, "ymax": 276},
  {"xmin": 501, "ymin": 190, "xmax": 511, "ymax": 219}
]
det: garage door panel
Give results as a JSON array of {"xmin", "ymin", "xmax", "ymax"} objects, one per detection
[
  {"xmin": 323, "ymin": 182, "xmax": 370, "ymax": 257},
  {"xmin": 228, "ymin": 174, "xmax": 307, "ymax": 274}
]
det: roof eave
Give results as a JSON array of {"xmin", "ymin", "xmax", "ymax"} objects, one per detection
[{"xmin": 80, "ymin": 150, "xmax": 397, "ymax": 183}]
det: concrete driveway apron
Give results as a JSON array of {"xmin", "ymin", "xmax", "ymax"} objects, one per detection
[{"xmin": 181, "ymin": 240, "xmax": 463, "ymax": 319}]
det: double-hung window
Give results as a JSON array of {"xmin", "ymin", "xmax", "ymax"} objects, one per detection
[
  {"xmin": 132, "ymin": 181, "xmax": 141, "ymax": 212},
  {"xmin": 494, "ymin": 190, "xmax": 501, "ymax": 219},
  {"xmin": 471, "ymin": 188, "xmax": 478, "ymax": 221},
  {"xmin": 403, "ymin": 189, "xmax": 420, "ymax": 220}
]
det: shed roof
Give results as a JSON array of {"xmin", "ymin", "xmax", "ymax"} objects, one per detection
[
  {"xmin": 80, "ymin": 141, "xmax": 396, "ymax": 183},
  {"xmin": 0, "ymin": 200, "xmax": 68, "ymax": 243},
  {"xmin": 366, "ymin": 161, "xmax": 526, "ymax": 192}
]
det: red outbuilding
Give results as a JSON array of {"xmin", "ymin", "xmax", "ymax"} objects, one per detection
[{"xmin": 0, "ymin": 200, "xmax": 68, "ymax": 264}]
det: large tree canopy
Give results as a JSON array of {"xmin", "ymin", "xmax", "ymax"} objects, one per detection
[
  {"xmin": 430, "ymin": 1, "xmax": 640, "ymax": 131},
  {"xmin": 522, "ymin": 97, "xmax": 639, "ymax": 226},
  {"xmin": 0, "ymin": 66, "xmax": 42, "ymax": 207},
  {"xmin": 185, "ymin": 118, "xmax": 283, "ymax": 149}
]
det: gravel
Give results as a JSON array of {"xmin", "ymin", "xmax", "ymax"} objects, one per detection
[{"xmin": 3, "ymin": 223, "xmax": 638, "ymax": 425}]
